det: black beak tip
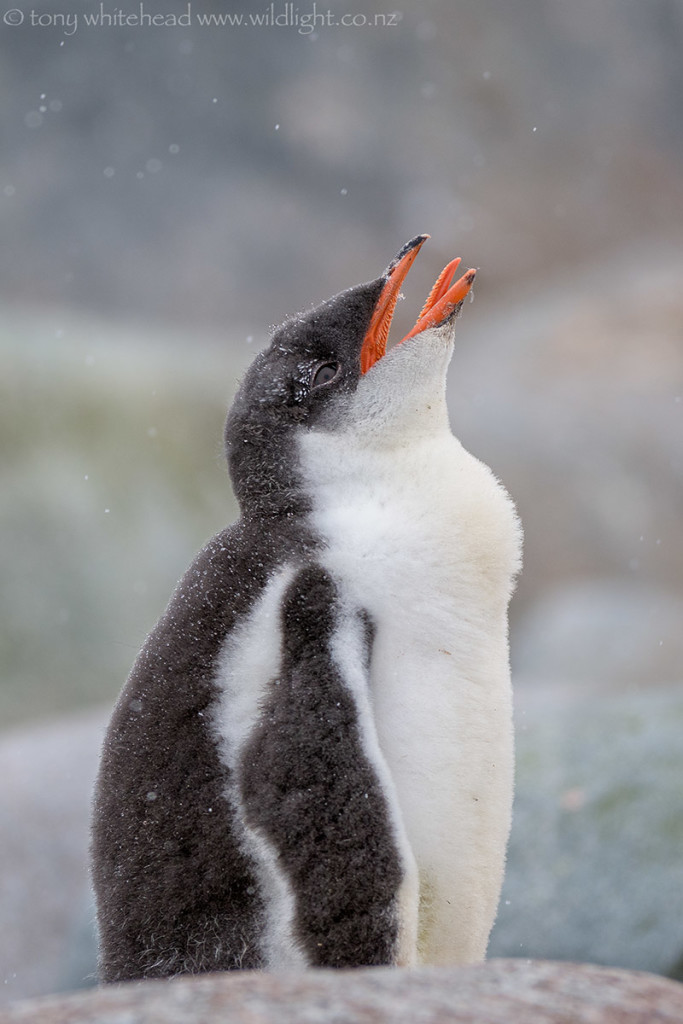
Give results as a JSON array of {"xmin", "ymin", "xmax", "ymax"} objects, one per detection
[{"xmin": 383, "ymin": 234, "xmax": 430, "ymax": 278}]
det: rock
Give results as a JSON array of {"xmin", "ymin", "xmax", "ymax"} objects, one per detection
[
  {"xmin": 489, "ymin": 684, "xmax": 683, "ymax": 977},
  {"xmin": 1, "ymin": 961, "xmax": 682, "ymax": 1024},
  {"xmin": 0, "ymin": 712, "xmax": 104, "ymax": 1005},
  {"xmin": 512, "ymin": 581, "xmax": 683, "ymax": 688}
]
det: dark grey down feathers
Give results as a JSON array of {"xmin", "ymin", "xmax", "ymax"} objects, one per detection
[{"xmin": 91, "ymin": 272, "xmax": 406, "ymax": 980}]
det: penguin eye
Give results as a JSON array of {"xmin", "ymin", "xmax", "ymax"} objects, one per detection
[{"xmin": 311, "ymin": 362, "xmax": 341, "ymax": 389}]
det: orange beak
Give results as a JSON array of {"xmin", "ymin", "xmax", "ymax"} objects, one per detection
[{"xmin": 360, "ymin": 237, "xmax": 477, "ymax": 374}]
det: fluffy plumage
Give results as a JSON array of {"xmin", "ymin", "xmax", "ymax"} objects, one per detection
[{"xmin": 91, "ymin": 238, "xmax": 521, "ymax": 981}]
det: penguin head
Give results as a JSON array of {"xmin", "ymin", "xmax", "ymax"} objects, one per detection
[{"xmin": 225, "ymin": 236, "xmax": 476, "ymax": 514}]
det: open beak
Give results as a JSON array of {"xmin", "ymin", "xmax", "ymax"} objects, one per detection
[{"xmin": 360, "ymin": 236, "xmax": 477, "ymax": 375}]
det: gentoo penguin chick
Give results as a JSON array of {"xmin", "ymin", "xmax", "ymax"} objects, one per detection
[{"xmin": 91, "ymin": 235, "xmax": 522, "ymax": 982}]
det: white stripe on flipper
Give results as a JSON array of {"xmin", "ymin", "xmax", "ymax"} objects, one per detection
[
  {"xmin": 212, "ymin": 564, "xmax": 307, "ymax": 969},
  {"xmin": 329, "ymin": 599, "xmax": 419, "ymax": 966}
]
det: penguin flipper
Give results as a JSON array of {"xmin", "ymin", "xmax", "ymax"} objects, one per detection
[
  {"xmin": 91, "ymin": 525, "xmax": 275, "ymax": 982},
  {"xmin": 237, "ymin": 565, "xmax": 406, "ymax": 967}
]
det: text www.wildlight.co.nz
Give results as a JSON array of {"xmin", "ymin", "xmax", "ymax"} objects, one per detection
[{"xmin": 2, "ymin": 3, "xmax": 403, "ymax": 35}]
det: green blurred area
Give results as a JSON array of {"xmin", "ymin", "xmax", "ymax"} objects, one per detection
[{"xmin": 0, "ymin": 313, "xmax": 242, "ymax": 727}]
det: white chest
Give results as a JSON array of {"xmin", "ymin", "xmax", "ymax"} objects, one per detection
[{"xmin": 299, "ymin": 428, "xmax": 522, "ymax": 963}]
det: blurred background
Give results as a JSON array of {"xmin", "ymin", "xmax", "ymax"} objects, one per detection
[{"xmin": 1, "ymin": 0, "xmax": 682, "ymax": 1004}]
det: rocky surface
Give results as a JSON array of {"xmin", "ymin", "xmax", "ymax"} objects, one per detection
[
  {"xmin": 489, "ymin": 685, "xmax": 683, "ymax": 977},
  {"xmin": 0, "ymin": 712, "xmax": 104, "ymax": 1003},
  {"xmin": 512, "ymin": 581, "xmax": 683, "ymax": 689},
  {"xmin": 2, "ymin": 960, "xmax": 683, "ymax": 1024}
]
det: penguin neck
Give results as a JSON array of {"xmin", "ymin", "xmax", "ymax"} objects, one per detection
[
  {"xmin": 239, "ymin": 489, "xmax": 311, "ymax": 521},
  {"xmin": 297, "ymin": 377, "xmax": 454, "ymax": 496},
  {"xmin": 228, "ymin": 421, "xmax": 312, "ymax": 521},
  {"xmin": 297, "ymin": 413, "xmax": 456, "ymax": 516},
  {"xmin": 234, "ymin": 469, "xmax": 312, "ymax": 521}
]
